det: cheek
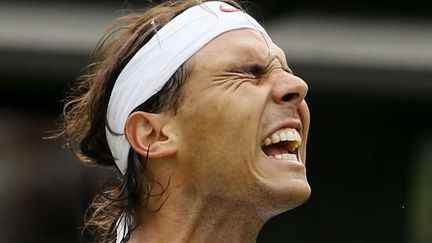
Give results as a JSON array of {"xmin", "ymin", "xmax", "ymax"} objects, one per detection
[
  {"xmin": 180, "ymin": 84, "xmax": 264, "ymax": 143},
  {"xmin": 175, "ymin": 101, "xmax": 250, "ymax": 194},
  {"xmin": 181, "ymin": 97, "xmax": 257, "ymax": 151},
  {"xmin": 175, "ymin": 86, "xmax": 265, "ymax": 176}
]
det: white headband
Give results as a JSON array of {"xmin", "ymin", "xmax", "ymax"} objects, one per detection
[{"xmin": 106, "ymin": 1, "xmax": 269, "ymax": 174}]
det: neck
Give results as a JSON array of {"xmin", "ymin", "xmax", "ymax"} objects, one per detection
[{"xmin": 128, "ymin": 186, "xmax": 266, "ymax": 243}]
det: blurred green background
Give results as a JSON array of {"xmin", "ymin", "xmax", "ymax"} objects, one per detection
[{"xmin": 1, "ymin": 0, "xmax": 431, "ymax": 242}]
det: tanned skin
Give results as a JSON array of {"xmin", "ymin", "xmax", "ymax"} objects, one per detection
[{"xmin": 125, "ymin": 29, "xmax": 310, "ymax": 243}]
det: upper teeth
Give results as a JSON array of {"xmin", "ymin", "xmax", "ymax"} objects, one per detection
[{"xmin": 261, "ymin": 128, "xmax": 301, "ymax": 147}]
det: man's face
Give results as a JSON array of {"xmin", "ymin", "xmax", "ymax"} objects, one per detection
[{"xmin": 170, "ymin": 29, "xmax": 310, "ymax": 211}]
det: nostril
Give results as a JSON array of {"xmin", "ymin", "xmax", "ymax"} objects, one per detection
[{"xmin": 281, "ymin": 93, "xmax": 299, "ymax": 102}]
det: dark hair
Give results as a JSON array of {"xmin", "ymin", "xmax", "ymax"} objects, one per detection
[{"xmin": 56, "ymin": 0, "xmax": 243, "ymax": 242}]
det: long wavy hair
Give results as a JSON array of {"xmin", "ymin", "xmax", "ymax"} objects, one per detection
[{"xmin": 55, "ymin": 0, "xmax": 243, "ymax": 242}]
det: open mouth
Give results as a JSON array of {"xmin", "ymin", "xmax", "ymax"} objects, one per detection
[{"xmin": 260, "ymin": 128, "xmax": 301, "ymax": 162}]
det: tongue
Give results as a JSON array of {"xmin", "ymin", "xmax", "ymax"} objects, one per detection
[{"xmin": 262, "ymin": 142, "xmax": 288, "ymax": 157}]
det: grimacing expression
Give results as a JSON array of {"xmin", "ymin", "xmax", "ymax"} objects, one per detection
[{"xmin": 170, "ymin": 29, "xmax": 310, "ymax": 211}]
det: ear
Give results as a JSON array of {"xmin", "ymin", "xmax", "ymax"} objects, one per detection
[{"xmin": 125, "ymin": 111, "xmax": 177, "ymax": 160}]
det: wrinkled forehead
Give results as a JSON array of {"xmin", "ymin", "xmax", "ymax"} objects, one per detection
[{"xmin": 190, "ymin": 28, "xmax": 285, "ymax": 71}]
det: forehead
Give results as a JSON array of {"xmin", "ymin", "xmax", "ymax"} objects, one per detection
[{"xmin": 190, "ymin": 28, "xmax": 286, "ymax": 71}]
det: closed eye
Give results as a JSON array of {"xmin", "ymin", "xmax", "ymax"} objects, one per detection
[
  {"xmin": 230, "ymin": 63, "xmax": 267, "ymax": 78},
  {"xmin": 242, "ymin": 63, "xmax": 267, "ymax": 77},
  {"xmin": 241, "ymin": 62, "xmax": 294, "ymax": 77}
]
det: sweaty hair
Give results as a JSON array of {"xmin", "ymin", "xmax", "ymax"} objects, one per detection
[{"xmin": 56, "ymin": 0, "xmax": 242, "ymax": 242}]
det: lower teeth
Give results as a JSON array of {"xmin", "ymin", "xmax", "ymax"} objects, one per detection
[{"xmin": 273, "ymin": 153, "xmax": 297, "ymax": 160}]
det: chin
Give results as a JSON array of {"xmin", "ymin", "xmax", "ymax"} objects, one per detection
[
  {"xmin": 261, "ymin": 178, "xmax": 311, "ymax": 214},
  {"xmin": 284, "ymin": 179, "xmax": 311, "ymax": 209}
]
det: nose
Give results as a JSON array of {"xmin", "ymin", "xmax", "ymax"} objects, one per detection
[{"xmin": 271, "ymin": 72, "xmax": 308, "ymax": 105}]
